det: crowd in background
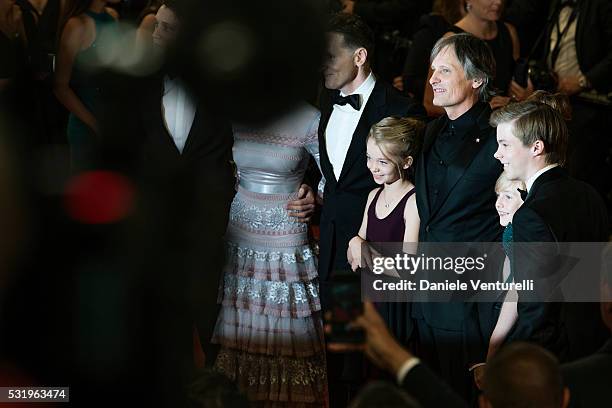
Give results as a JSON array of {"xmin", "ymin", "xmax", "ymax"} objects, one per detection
[{"xmin": 0, "ymin": 0, "xmax": 611, "ymax": 407}]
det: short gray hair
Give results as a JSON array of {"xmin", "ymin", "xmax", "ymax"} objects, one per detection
[{"xmin": 430, "ymin": 33, "xmax": 496, "ymax": 101}]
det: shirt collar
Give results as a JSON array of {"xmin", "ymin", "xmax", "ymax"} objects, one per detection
[
  {"xmin": 447, "ymin": 101, "xmax": 486, "ymax": 136},
  {"xmin": 164, "ymin": 75, "xmax": 179, "ymax": 95},
  {"xmin": 339, "ymin": 72, "xmax": 376, "ymax": 112},
  {"xmin": 526, "ymin": 164, "xmax": 559, "ymax": 192}
]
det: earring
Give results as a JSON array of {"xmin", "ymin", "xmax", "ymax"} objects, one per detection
[{"xmin": 466, "ymin": 2, "xmax": 472, "ymax": 11}]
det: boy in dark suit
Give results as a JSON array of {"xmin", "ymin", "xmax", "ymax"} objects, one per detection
[{"xmin": 491, "ymin": 93, "xmax": 609, "ymax": 361}]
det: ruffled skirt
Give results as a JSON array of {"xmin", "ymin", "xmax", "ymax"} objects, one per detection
[{"xmin": 212, "ymin": 188, "xmax": 327, "ymax": 407}]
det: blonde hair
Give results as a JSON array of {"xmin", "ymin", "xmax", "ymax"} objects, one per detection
[
  {"xmin": 490, "ymin": 92, "xmax": 569, "ymax": 166},
  {"xmin": 495, "ymin": 171, "xmax": 526, "ymax": 194},
  {"xmin": 368, "ymin": 117, "xmax": 425, "ymax": 181}
]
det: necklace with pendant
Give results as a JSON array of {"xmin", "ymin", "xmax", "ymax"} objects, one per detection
[
  {"xmin": 383, "ymin": 186, "xmax": 409, "ymax": 208},
  {"xmin": 383, "ymin": 190, "xmax": 392, "ymax": 208}
]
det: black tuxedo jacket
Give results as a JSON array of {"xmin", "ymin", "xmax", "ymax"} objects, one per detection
[
  {"xmin": 137, "ymin": 72, "xmax": 235, "ymax": 280},
  {"xmin": 317, "ymin": 79, "xmax": 425, "ymax": 283},
  {"xmin": 563, "ymin": 337, "xmax": 612, "ymax": 408},
  {"xmin": 138, "ymin": 75, "xmax": 234, "ymax": 196},
  {"xmin": 413, "ymin": 103, "xmax": 502, "ymax": 331},
  {"xmin": 507, "ymin": 167, "xmax": 609, "ymax": 360},
  {"xmin": 136, "ymin": 74, "xmax": 235, "ymax": 365},
  {"xmin": 137, "ymin": 75, "xmax": 235, "ymax": 256}
]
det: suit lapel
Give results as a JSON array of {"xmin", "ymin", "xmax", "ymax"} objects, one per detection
[
  {"xmin": 181, "ymin": 106, "xmax": 201, "ymax": 156},
  {"xmin": 319, "ymin": 89, "xmax": 338, "ymax": 187},
  {"xmin": 337, "ymin": 81, "xmax": 385, "ymax": 183},
  {"xmin": 154, "ymin": 78, "xmax": 184, "ymax": 157}
]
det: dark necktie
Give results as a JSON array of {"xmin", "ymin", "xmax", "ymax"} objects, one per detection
[
  {"xmin": 517, "ymin": 188, "xmax": 528, "ymax": 201},
  {"xmin": 332, "ymin": 92, "xmax": 361, "ymax": 110}
]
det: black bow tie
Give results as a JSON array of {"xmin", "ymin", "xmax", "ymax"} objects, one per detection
[
  {"xmin": 517, "ymin": 188, "xmax": 528, "ymax": 201},
  {"xmin": 332, "ymin": 92, "xmax": 361, "ymax": 110}
]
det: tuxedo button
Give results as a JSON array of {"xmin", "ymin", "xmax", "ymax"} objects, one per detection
[{"xmin": 439, "ymin": 160, "xmax": 444, "ymax": 165}]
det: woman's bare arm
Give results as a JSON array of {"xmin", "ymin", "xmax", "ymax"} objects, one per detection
[{"xmin": 54, "ymin": 17, "xmax": 98, "ymax": 133}]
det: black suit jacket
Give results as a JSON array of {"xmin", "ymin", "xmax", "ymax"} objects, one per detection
[
  {"xmin": 563, "ymin": 337, "xmax": 612, "ymax": 408},
  {"xmin": 139, "ymin": 76, "xmax": 234, "ymax": 196},
  {"xmin": 137, "ymin": 75, "xmax": 235, "ymax": 260},
  {"xmin": 507, "ymin": 167, "xmax": 609, "ymax": 360},
  {"xmin": 317, "ymin": 79, "xmax": 425, "ymax": 284},
  {"xmin": 136, "ymin": 74, "xmax": 235, "ymax": 362},
  {"xmin": 137, "ymin": 72, "xmax": 235, "ymax": 274},
  {"xmin": 413, "ymin": 103, "xmax": 503, "ymax": 331}
]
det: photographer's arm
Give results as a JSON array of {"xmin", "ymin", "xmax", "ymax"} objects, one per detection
[{"xmin": 352, "ymin": 302, "xmax": 469, "ymax": 408}]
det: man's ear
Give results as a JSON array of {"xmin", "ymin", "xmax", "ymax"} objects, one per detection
[
  {"xmin": 532, "ymin": 140, "xmax": 545, "ymax": 156},
  {"xmin": 354, "ymin": 47, "xmax": 368, "ymax": 68},
  {"xmin": 472, "ymin": 78, "xmax": 484, "ymax": 89}
]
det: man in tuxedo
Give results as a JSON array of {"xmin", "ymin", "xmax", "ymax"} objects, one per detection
[
  {"xmin": 318, "ymin": 12, "xmax": 424, "ymax": 405},
  {"xmin": 137, "ymin": 0, "xmax": 316, "ymax": 367},
  {"xmin": 136, "ymin": 1, "xmax": 235, "ymax": 369},
  {"xmin": 490, "ymin": 96, "xmax": 609, "ymax": 361},
  {"xmin": 411, "ymin": 33, "xmax": 502, "ymax": 397},
  {"xmin": 318, "ymin": 12, "xmax": 424, "ymax": 298}
]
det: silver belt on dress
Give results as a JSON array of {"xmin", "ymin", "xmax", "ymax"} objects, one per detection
[{"xmin": 239, "ymin": 179, "xmax": 298, "ymax": 194}]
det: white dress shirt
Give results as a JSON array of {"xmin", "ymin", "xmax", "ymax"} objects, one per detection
[
  {"xmin": 526, "ymin": 164, "xmax": 559, "ymax": 193},
  {"xmin": 162, "ymin": 76, "xmax": 196, "ymax": 154},
  {"xmin": 325, "ymin": 72, "xmax": 376, "ymax": 180},
  {"xmin": 396, "ymin": 357, "xmax": 421, "ymax": 384}
]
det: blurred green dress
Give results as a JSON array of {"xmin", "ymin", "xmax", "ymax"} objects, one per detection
[{"xmin": 66, "ymin": 10, "xmax": 116, "ymax": 169}]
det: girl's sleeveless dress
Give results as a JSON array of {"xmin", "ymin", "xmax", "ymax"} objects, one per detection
[{"xmin": 365, "ymin": 187, "xmax": 415, "ymax": 344}]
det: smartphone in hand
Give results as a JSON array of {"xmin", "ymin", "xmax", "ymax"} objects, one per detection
[{"xmin": 326, "ymin": 272, "xmax": 364, "ymax": 345}]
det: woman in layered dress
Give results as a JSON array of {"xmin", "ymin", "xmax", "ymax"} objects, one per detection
[{"xmin": 212, "ymin": 103, "xmax": 327, "ymax": 407}]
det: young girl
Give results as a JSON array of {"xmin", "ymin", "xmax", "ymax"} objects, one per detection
[{"xmin": 347, "ymin": 116, "xmax": 423, "ymax": 341}]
